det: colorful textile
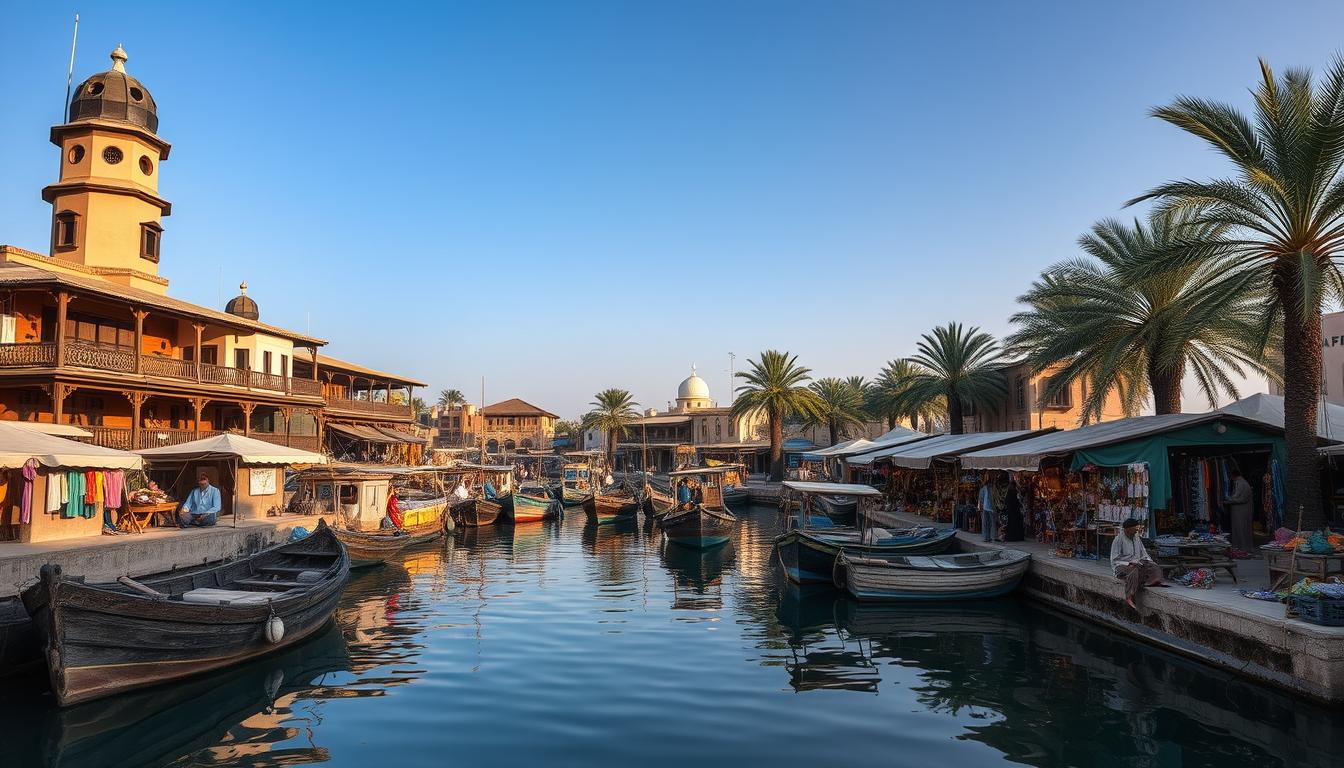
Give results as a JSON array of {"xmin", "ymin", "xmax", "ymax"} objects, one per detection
[
  {"xmin": 20, "ymin": 458, "xmax": 37, "ymax": 525},
  {"xmin": 1239, "ymin": 589, "xmax": 1285, "ymax": 602},
  {"xmin": 83, "ymin": 469, "xmax": 96, "ymax": 505},
  {"xmin": 102, "ymin": 470, "xmax": 125, "ymax": 510},
  {"xmin": 1178, "ymin": 568, "xmax": 1216, "ymax": 589}
]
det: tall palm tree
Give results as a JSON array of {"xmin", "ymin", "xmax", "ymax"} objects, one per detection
[
  {"xmin": 1007, "ymin": 208, "xmax": 1275, "ymax": 420},
  {"xmin": 1131, "ymin": 57, "xmax": 1344, "ymax": 527},
  {"xmin": 438, "ymin": 389, "xmax": 466, "ymax": 408},
  {"xmin": 581, "ymin": 388, "xmax": 639, "ymax": 469},
  {"xmin": 868, "ymin": 359, "xmax": 945, "ymax": 430},
  {"xmin": 901, "ymin": 323, "xmax": 1007, "ymax": 435},
  {"xmin": 731, "ymin": 350, "xmax": 824, "ymax": 480},
  {"xmin": 807, "ymin": 377, "xmax": 868, "ymax": 446},
  {"xmin": 409, "ymin": 396, "xmax": 428, "ymax": 424}
]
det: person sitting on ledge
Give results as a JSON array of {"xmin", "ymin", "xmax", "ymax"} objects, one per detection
[
  {"xmin": 1111, "ymin": 517, "xmax": 1164, "ymax": 609},
  {"xmin": 178, "ymin": 474, "xmax": 221, "ymax": 528}
]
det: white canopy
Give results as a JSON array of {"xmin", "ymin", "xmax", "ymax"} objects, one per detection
[
  {"xmin": 1214, "ymin": 392, "xmax": 1344, "ymax": 441},
  {"xmin": 136, "ymin": 433, "xmax": 327, "ymax": 465},
  {"xmin": 0, "ymin": 421, "xmax": 142, "ymax": 470},
  {"xmin": 845, "ymin": 432, "xmax": 941, "ymax": 466},
  {"xmin": 782, "ymin": 481, "xmax": 883, "ymax": 497},
  {"xmin": 4, "ymin": 422, "xmax": 93, "ymax": 438},
  {"xmin": 871, "ymin": 429, "xmax": 1052, "ymax": 469},
  {"xmin": 806, "ymin": 438, "xmax": 873, "ymax": 457},
  {"xmin": 959, "ymin": 413, "xmax": 1208, "ymax": 471}
]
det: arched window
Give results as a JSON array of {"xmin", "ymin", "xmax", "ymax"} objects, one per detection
[{"xmin": 486, "ymin": 439, "xmax": 499, "ymax": 453}]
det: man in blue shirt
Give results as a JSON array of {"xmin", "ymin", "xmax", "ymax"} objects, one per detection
[
  {"xmin": 179, "ymin": 473, "xmax": 221, "ymax": 528},
  {"xmin": 977, "ymin": 473, "xmax": 996, "ymax": 542}
]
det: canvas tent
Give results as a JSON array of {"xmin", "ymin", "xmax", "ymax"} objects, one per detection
[
  {"xmin": 869, "ymin": 429, "xmax": 1054, "ymax": 470},
  {"xmin": 0, "ymin": 421, "xmax": 141, "ymax": 470},
  {"xmin": 137, "ymin": 433, "xmax": 326, "ymax": 521},
  {"xmin": 804, "ymin": 438, "xmax": 874, "ymax": 459},
  {"xmin": 845, "ymin": 432, "xmax": 940, "ymax": 467},
  {"xmin": 136, "ymin": 433, "xmax": 327, "ymax": 465}
]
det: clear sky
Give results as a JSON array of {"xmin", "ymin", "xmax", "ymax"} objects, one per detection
[{"xmin": 2, "ymin": 1, "xmax": 1341, "ymax": 419}]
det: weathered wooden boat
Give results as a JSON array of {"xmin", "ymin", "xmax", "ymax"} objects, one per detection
[
  {"xmin": 21, "ymin": 519, "xmax": 351, "ymax": 707},
  {"xmin": 0, "ymin": 595, "xmax": 41, "ymax": 679},
  {"xmin": 591, "ymin": 487, "xmax": 643, "ymax": 524},
  {"xmin": 445, "ymin": 463, "xmax": 513, "ymax": 527},
  {"xmin": 813, "ymin": 495, "xmax": 858, "ymax": 525},
  {"xmin": 837, "ymin": 548, "xmax": 1031, "ymax": 602},
  {"xmin": 557, "ymin": 458, "xmax": 596, "ymax": 510},
  {"xmin": 450, "ymin": 496, "xmax": 498, "ymax": 527},
  {"xmin": 510, "ymin": 482, "xmax": 561, "ymax": 523},
  {"xmin": 776, "ymin": 526, "xmax": 959, "ymax": 585},
  {"xmin": 389, "ymin": 467, "xmax": 453, "ymax": 541},
  {"xmin": 660, "ymin": 467, "xmax": 737, "ymax": 548},
  {"xmin": 335, "ymin": 527, "xmax": 412, "ymax": 567}
]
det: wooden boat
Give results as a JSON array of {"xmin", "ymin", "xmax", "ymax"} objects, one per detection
[
  {"xmin": 447, "ymin": 463, "xmax": 514, "ymax": 527},
  {"xmin": 837, "ymin": 548, "xmax": 1031, "ymax": 602},
  {"xmin": 775, "ymin": 526, "xmax": 958, "ymax": 585},
  {"xmin": 557, "ymin": 459, "xmax": 595, "ymax": 509},
  {"xmin": 510, "ymin": 481, "xmax": 560, "ymax": 523},
  {"xmin": 813, "ymin": 495, "xmax": 857, "ymax": 525},
  {"xmin": 591, "ymin": 487, "xmax": 643, "ymax": 524},
  {"xmin": 660, "ymin": 467, "xmax": 737, "ymax": 548},
  {"xmin": 21, "ymin": 520, "xmax": 351, "ymax": 707},
  {"xmin": 450, "ymin": 496, "xmax": 497, "ymax": 527},
  {"xmin": 335, "ymin": 527, "xmax": 413, "ymax": 567},
  {"xmin": 0, "ymin": 595, "xmax": 40, "ymax": 679}
]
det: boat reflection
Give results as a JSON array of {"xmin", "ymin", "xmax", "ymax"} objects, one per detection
[
  {"xmin": 660, "ymin": 537, "xmax": 735, "ymax": 611},
  {"xmin": 0, "ymin": 623, "xmax": 351, "ymax": 768}
]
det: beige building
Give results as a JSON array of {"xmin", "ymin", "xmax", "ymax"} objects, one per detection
[
  {"xmin": 432, "ymin": 398, "xmax": 558, "ymax": 453},
  {"xmin": 967, "ymin": 360, "xmax": 1129, "ymax": 432}
]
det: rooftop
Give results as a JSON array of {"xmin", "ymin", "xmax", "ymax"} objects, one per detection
[
  {"xmin": 482, "ymin": 398, "xmax": 559, "ymax": 418},
  {"xmin": 293, "ymin": 349, "xmax": 426, "ymax": 387}
]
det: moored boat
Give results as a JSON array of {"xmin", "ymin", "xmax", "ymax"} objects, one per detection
[
  {"xmin": 336, "ymin": 527, "xmax": 413, "ymax": 568},
  {"xmin": 660, "ymin": 467, "xmax": 737, "ymax": 548},
  {"xmin": 813, "ymin": 495, "xmax": 857, "ymax": 525},
  {"xmin": 21, "ymin": 520, "xmax": 350, "ymax": 707},
  {"xmin": 837, "ymin": 548, "xmax": 1031, "ymax": 602},
  {"xmin": 450, "ymin": 463, "xmax": 514, "ymax": 527},
  {"xmin": 297, "ymin": 467, "xmax": 414, "ymax": 567},
  {"xmin": 775, "ymin": 526, "xmax": 958, "ymax": 584},
  {"xmin": 591, "ymin": 487, "xmax": 643, "ymax": 523},
  {"xmin": 510, "ymin": 481, "xmax": 561, "ymax": 523}
]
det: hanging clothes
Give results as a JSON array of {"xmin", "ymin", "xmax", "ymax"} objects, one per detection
[
  {"xmin": 63, "ymin": 470, "xmax": 85, "ymax": 519},
  {"xmin": 103, "ymin": 470, "xmax": 125, "ymax": 511},
  {"xmin": 45, "ymin": 467, "xmax": 62, "ymax": 514},
  {"xmin": 20, "ymin": 458, "xmax": 37, "ymax": 525}
]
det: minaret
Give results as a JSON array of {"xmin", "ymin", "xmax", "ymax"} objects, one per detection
[{"xmin": 43, "ymin": 46, "xmax": 172, "ymax": 293}]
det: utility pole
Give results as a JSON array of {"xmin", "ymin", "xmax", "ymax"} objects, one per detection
[{"xmin": 728, "ymin": 352, "xmax": 736, "ymax": 408}]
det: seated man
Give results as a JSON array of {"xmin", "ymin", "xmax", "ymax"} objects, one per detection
[
  {"xmin": 178, "ymin": 473, "xmax": 221, "ymax": 528},
  {"xmin": 484, "ymin": 478, "xmax": 497, "ymax": 500},
  {"xmin": 1111, "ymin": 517, "xmax": 1163, "ymax": 609},
  {"xmin": 676, "ymin": 479, "xmax": 693, "ymax": 510}
]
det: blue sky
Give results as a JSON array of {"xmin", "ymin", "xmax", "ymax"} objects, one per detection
[{"xmin": 2, "ymin": 1, "xmax": 1341, "ymax": 418}]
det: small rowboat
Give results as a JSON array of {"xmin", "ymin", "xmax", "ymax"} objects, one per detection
[
  {"xmin": 591, "ymin": 488, "xmax": 642, "ymax": 524},
  {"xmin": 837, "ymin": 548, "xmax": 1031, "ymax": 602},
  {"xmin": 775, "ymin": 526, "xmax": 958, "ymax": 585},
  {"xmin": 22, "ymin": 519, "xmax": 351, "ymax": 706},
  {"xmin": 813, "ymin": 495, "xmax": 857, "ymax": 526},
  {"xmin": 510, "ymin": 483, "xmax": 561, "ymax": 523},
  {"xmin": 451, "ymin": 497, "xmax": 498, "ymax": 527},
  {"xmin": 332, "ymin": 527, "xmax": 410, "ymax": 568}
]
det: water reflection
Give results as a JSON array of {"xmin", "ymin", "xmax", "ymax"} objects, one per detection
[{"xmin": 0, "ymin": 507, "xmax": 1339, "ymax": 767}]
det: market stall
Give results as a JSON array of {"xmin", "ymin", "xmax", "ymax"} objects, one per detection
[
  {"xmin": 0, "ymin": 421, "xmax": 142, "ymax": 543},
  {"xmin": 136, "ymin": 433, "xmax": 326, "ymax": 523}
]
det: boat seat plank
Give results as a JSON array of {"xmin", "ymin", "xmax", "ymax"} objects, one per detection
[
  {"xmin": 181, "ymin": 588, "xmax": 278, "ymax": 606},
  {"xmin": 233, "ymin": 578, "xmax": 307, "ymax": 590}
]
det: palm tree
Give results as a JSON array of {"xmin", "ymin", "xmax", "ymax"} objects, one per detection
[
  {"xmin": 581, "ymin": 388, "xmax": 639, "ymax": 469},
  {"xmin": 1007, "ymin": 208, "xmax": 1275, "ymax": 420},
  {"xmin": 409, "ymin": 396, "xmax": 428, "ymax": 424},
  {"xmin": 868, "ymin": 359, "xmax": 945, "ymax": 430},
  {"xmin": 1131, "ymin": 57, "xmax": 1344, "ymax": 527},
  {"xmin": 731, "ymin": 350, "xmax": 824, "ymax": 480},
  {"xmin": 901, "ymin": 323, "xmax": 1007, "ymax": 435},
  {"xmin": 807, "ymin": 377, "xmax": 868, "ymax": 446},
  {"xmin": 438, "ymin": 389, "xmax": 466, "ymax": 409}
]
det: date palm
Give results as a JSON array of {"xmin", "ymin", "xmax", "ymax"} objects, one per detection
[
  {"xmin": 1131, "ymin": 57, "xmax": 1344, "ymax": 527},
  {"xmin": 437, "ymin": 388, "xmax": 466, "ymax": 409},
  {"xmin": 581, "ymin": 388, "xmax": 639, "ymax": 469},
  {"xmin": 901, "ymin": 323, "xmax": 1006, "ymax": 435},
  {"xmin": 1007, "ymin": 208, "xmax": 1274, "ymax": 421},
  {"xmin": 868, "ymin": 359, "xmax": 944, "ymax": 430},
  {"xmin": 731, "ymin": 350, "xmax": 824, "ymax": 480},
  {"xmin": 808, "ymin": 377, "xmax": 868, "ymax": 446}
]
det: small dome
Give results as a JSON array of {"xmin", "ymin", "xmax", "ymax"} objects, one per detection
[
  {"xmin": 677, "ymin": 366, "xmax": 711, "ymax": 401},
  {"xmin": 225, "ymin": 282, "xmax": 259, "ymax": 320},
  {"xmin": 67, "ymin": 47, "xmax": 158, "ymax": 133}
]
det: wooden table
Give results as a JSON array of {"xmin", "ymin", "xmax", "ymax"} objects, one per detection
[
  {"xmin": 1263, "ymin": 547, "xmax": 1344, "ymax": 589},
  {"xmin": 120, "ymin": 501, "xmax": 177, "ymax": 533},
  {"xmin": 1154, "ymin": 537, "xmax": 1238, "ymax": 583}
]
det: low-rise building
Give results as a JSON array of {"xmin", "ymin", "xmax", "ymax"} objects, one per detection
[
  {"xmin": 967, "ymin": 360, "xmax": 1129, "ymax": 433},
  {"xmin": 432, "ymin": 398, "xmax": 559, "ymax": 453}
]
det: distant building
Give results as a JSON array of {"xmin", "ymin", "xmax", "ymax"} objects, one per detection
[
  {"xmin": 967, "ymin": 360, "xmax": 1129, "ymax": 432},
  {"xmin": 432, "ymin": 398, "xmax": 559, "ymax": 453},
  {"xmin": 613, "ymin": 367, "xmax": 766, "ymax": 472}
]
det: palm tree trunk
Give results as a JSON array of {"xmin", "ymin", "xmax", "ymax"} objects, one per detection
[
  {"xmin": 607, "ymin": 429, "xmax": 618, "ymax": 473},
  {"xmin": 947, "ymin": 392, "xmax": 965, "ymax": 435},
  {"xmin": 1148, "ymin": 361, "xmax": 1183, "ymax": 415},
  {"xmin": 1281, "ymin": 291, "xmax": 1324, "ymax": 528},
  {"xmin": 908, "ymin": 415, "xmax": 918, "ymax": 430},
  {"xmin": 887, "ymin": 415, "xmax": 896, "ymax": 430},
  {"xmin": 829, "ymin": 420, "xmax": 838, "ymax": 447},
  {"xmin": 769, "ymin": 408, "xmax": 784, "ymax": 481}
]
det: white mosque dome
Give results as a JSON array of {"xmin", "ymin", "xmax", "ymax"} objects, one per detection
[{"xmin": 677, "ymin": 367, "xmax": 711, "ymax": 402}]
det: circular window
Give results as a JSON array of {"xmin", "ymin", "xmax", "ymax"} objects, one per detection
[
  {"xmin": 129, "ymin": 87, "xmax": 144, "ymax": 102},
  {"xmin": 68, "ymin": 145, "xmax": 85, "ymax": 164},
  {"xmin": 88, "ymin": 82, "xmax": 104, "ymax": 96},
  {"xmin": 102, "ymin": 146, "xmax": 124, "ymax": 164},
  {"xmin": 139, "ymin": 155, "xmax": 154, "ymax": 175}
]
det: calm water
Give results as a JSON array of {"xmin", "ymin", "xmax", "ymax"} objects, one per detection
[{"xmin": 2, "ymin": 505, "xmax": 1341, "ymax": 767}]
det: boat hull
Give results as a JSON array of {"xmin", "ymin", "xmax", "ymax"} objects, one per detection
[
  {"xmin": 661, "ymin": 505, "xmax": 736, "ymax": 548},
  {"xmin": 814, "ymin": 496, "xmax": 857, "ymax": 526},
  {"xmin": 335, "ymin": 528, "xmax": 412, "ymax": 568},
  {"xmin": 510, "ymin": 492, "xmax": 559, "ymax": 523},
  {"xmin": 592, "ymin": 493, "xmax": 641, "ymax": 524},
  {"xmin": 451, "ymin": 498, "xmax": 499, "ymax": 527},
  {"xmin": 840, "ymin": 550, "xmax": 1031, "ymax": 602},
  {"xmin": 774, "ymin": 527, "xmax": 959, "ymax": 585},
  {"xmin": 22, "ymin": 523, "xmax": 350, "ymax": 707},
  {"xmin": 399, "ymin": 500, "xmax": 448, "ymax": 545}
]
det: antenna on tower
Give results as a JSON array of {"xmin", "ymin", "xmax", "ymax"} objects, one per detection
[
  {"xmin": 64, "ymin": 14, "xmax": 80, "ymax": 122},
  {"xmin": 728, "ymin": 352, "xmax": 736, "ymax": 407}
]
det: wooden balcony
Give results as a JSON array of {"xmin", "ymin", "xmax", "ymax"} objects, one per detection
[
  {"xmin": 323, "ymin": 394, "xmax": 412, "ymax": 419},
  {"xmin": 87, "ymin": 426, "xmax": 224, "ymax": 451},
  {"xmin": 0, "ymin": 341, "xmax": 322, "ymax": 398}
]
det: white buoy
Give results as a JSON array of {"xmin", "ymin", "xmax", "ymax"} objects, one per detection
[{"xmin": 264, "ymin": 615, "xmax": 285, "ymax": 644}]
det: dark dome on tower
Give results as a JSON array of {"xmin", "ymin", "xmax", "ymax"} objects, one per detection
[
  {"xmin": 67, "ymin": 46, "xmax": 158, "ymax": 133},
  {"xmin": 225, "ymin": 283, "xmax": 259, "ymax": 321}
]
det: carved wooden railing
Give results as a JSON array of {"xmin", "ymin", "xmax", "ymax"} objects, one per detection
[
  {"xmin": 136, "ymin": 429, "xmax": 222, "ymax": 449},
  {"xmin": 0, "ymin": 342, "xmax": 57, "ymax": 367},
  {"xmin": 140, "ymin": 354, "xmax": 196, "ymax": 381},
  {"xmin": 89, "ymin": 426, "xmax": 134, "ymax": 451},
  {"xmin": 65, "ymin": 341, "xmax": 135, "ymax": 373},
  {"xmin": 323, "ymin": 395, "xmax": 412, "ymax": 418},
  {"xmin": 290, "ymin": 378, "xmax": 322, "ymax": 396},
  {"xmin": 199, "ymin": 363, "xmax": 250, "ymax": 388},
  {"xmin": 249, "ymin": 370, "xmax": 288, "ymax": 392}
]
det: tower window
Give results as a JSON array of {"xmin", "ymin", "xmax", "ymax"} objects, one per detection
[
  {"xmin": 139, "ymin": 156, "xmax": 153, "ymax": 175},
  {"xmin": 129, "ymin": 87, "xmax": 144, "ymax": 102},
  {"xmin": 53, "ymin": 210, "xmax": 79, "ymax": 252},
  {"xmin": 102, "ymin": 146, "xmax": 123, "ymax": 165},
  {"xmin": 140, "ymin": 222, "xmax": 162, "ymax": 263},
  {"xmin": 68, "ymin": 145, "xmax": 85, "ymax": 164}
]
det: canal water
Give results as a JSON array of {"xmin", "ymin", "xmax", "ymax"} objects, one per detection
[{"xmin": 2, "ymin": 505, "xmax": 1340, "ymax": 767}]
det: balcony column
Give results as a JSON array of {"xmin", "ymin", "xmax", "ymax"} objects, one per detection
[
  {"xmin": 131, "ymin": 309, "xmax": 147, "ymax": 375},
  {"xmin": 386, "ymin": 380, "xmax": 392, "ymax": 406},
  {"xmin": 191, "ymin": 397, "xmax": 204, "ymax": 438},
  {"xmin": 310, "ymin": 346, "xmax": 319, "ymax": 381},
  {"xmin": 241, "ymin": 402, "xmax": 255, "ymax": 437},
  {"xmin": 123, "ymin": 390, "xmax": 145, "ymax": 449},
  {"xmin": 51, "ymin": 382, "xmax": 65, "ymax": 425},
  {"xmin": 54, "ymin": 291, "xmax": 70, "ymax": 368},
  {"xmin": 280, "ymin": 406, "xmax": 294, "ymax": 447},
  {"xmin": 192, "ymin": 323, "xmax": 204, "ymax": 382}
]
